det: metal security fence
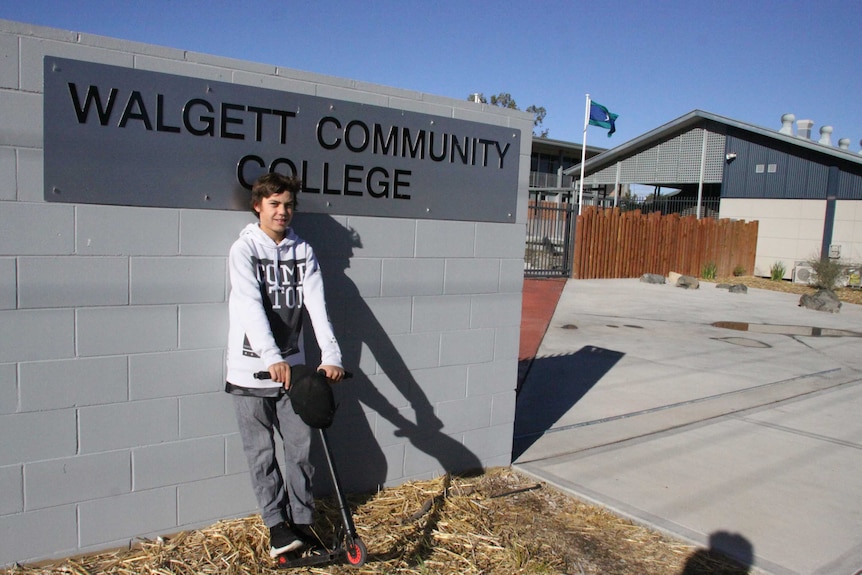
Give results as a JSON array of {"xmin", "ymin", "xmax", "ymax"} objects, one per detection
[
  {"xmin": 618, "ymin": 196, "xmax": 721, "ymax": 219},
  {"xmin": 525, "ymin": 198, "xmax": 575, "ymax": 277}
]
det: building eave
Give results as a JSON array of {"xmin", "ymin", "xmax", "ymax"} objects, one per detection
[{"xmin": 532, "ymin": 136, "xmax": 606, "ymax": 157}]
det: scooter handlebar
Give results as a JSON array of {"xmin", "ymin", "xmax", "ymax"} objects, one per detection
[{"xmin": 253, "ymin": 369, "xmax": 353, "ymax": 380}]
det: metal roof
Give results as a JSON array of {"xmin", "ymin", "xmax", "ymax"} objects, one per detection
[
  {"xmin": 532, "ymin": 135, "xmax": 606, "ymax": 157},
  {"xmin": 563, "ymin": 110, "xmax": 862, "ymax": 179}
]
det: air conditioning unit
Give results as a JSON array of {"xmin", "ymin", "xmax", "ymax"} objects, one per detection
[{"xmin": 792, "ymin": 263, "xmax": 817, "ymax": 285}]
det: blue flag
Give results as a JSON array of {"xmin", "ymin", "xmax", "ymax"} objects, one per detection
[{"xmin": 588, "ymin": 100, "xmax": 618, "ymax": 137}]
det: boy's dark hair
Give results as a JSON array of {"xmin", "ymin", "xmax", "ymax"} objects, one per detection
[{"xmin": 250, "ymin": 172, "xmax": 300, "ymax": 217}]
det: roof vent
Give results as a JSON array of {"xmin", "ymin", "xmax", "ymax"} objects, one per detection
[
  {"xmin": 797, "ymin": 119, "xmax": 814, "ymax": 139},
  {"xmin": 779, "ymin": 113, "xmax": 795, "ymax": 135},
  {"xmin": 838, "ymin": 138, "xmax": 850, "ymax": 150},
  {"xmin": 819, "ymin": 125, "xmax": 833, "ymax": 146}
]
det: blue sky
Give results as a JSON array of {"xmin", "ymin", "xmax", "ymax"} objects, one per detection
[{"xmin": 2, "ymin": 0, "xmax": 860, "ymax": 150}]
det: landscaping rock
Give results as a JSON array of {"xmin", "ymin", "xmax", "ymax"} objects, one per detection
[
  {"xmin": 728, "ymin": 284, "xmax": 748, "ymax": 294},
  {"xmin": 640, "ymin": 273, "xmax": 666, "ymax": 284},
  {"xmin": 799, "ymin": 289, "xmax": 842, "ymax": 313},
  {"xmin": 668, "ymin": 272, "xmax": 682, "ymax": 285},
  {"xmin": 676, "ymin": 275, "xmax": 700, "ymax": 289}
]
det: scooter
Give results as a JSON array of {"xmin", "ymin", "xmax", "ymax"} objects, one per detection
[{"xmin": 253, "ymin": 369, "xmax": 367, "ymax": 569}]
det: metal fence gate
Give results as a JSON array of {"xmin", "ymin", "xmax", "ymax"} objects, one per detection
[{"xmin": 524, "ymin": 196, "xmax": 575, "ymax": 277}]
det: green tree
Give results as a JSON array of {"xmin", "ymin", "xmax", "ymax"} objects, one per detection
[{"xmin": 469, "ymin": 92, "xmax": 548, "ymax": 138}]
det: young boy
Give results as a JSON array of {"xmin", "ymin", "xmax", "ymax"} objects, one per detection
[{"xmin": 225, "ymin": 172, "xmax": 345, "ymax": 557}]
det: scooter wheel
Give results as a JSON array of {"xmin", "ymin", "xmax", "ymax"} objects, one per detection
[{"xmin": 345, "ymin": 537, "xmax": 367, "ymax": 567}]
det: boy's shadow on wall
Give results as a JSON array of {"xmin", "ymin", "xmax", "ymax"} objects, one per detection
[{"xmin": 294, "ymin": 214, "xmax": 482, "ymax": 495}]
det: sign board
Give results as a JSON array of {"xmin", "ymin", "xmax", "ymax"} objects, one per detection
[{"xmin": 43, "ymin": 57, "xmax": 520, "ymax": 222}]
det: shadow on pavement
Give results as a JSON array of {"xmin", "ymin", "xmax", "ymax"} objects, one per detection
[
  {"xmin": 512, "ymin": 346, "xmax": 624, "ymax": 460},
  {"xmin": 680, "ymin": 530, "xmax": 754, "ymax": 574}
]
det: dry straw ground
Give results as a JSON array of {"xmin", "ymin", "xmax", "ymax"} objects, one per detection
[
  {"xmin": 7, "ymin": 278, "xmax": 856, "ymax": 575},
  {"xmin": 5, "ymin": 468, "xmax": 751, "ymax": 575}
]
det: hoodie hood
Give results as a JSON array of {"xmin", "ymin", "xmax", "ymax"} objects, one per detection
[{"xmin": 240, "ymin": 222, "xmax": 298, "ymax": 248}]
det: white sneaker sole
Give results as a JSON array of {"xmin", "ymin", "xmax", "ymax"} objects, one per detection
[{"xmin": 270, "ymin": 539, "xmax": 305, "ymax": 558}]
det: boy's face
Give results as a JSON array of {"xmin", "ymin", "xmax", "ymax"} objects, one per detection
[{"xmin": 254, "ymin": 191, "xmax": 295, "ymax": 242}]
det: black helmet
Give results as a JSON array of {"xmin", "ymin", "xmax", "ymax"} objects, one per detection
[{"xmin": 288, "ymin": 364, "xmax": 336, "ymax": 429}]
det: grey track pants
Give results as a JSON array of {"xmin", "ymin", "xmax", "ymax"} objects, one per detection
[{"xmin": 232, "ymin": 393, "xmax": 314, "ymax": 527}]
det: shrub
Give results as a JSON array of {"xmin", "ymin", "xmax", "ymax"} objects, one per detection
[
  {"xmin": 807, "ymin": 257, "xmax": 844, "ymax": 290},
  {"xmin": 770, "ymin": 261, "xmax": 786, "ymax": 281},
  {"xmin": 733, "ymin": 265, "xmax": 746, "ymax": 277},
  {"xmin": 701, "ymin": 261, "xmax": 717, "ymax": 280}
]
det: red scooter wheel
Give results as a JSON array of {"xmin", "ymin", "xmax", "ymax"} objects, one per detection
[{"xmin": 345, "ymin": 537, "xmax": 367, "ymax": 567}]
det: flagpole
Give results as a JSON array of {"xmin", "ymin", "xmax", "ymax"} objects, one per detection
[{"xmin": 579, "ymin": 94, "xmax": 590, "ymax": 215}]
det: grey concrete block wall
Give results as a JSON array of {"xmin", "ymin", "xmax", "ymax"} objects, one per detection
[{"xmin": 0, "ymin": 18, "xmax": 531, "ymax": 566}]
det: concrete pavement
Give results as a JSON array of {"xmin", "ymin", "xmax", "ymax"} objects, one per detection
[{"xmin": 513, "ymin": 278, "xmax": 862, "ymax": 575}]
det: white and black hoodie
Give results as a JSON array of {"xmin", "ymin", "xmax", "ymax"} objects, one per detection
[{"xmin": 225, "ymin": 223, "xmax": 342, "ymax": 396}]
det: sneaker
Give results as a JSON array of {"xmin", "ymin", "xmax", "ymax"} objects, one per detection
[{"xmin": 269, "ymin": 521, "xmax": 305, "ymax": 557}]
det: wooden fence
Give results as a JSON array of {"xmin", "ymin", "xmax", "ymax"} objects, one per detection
[{"xmin": 573, "ymin": 206, "xmax": 758, "ymax": 279}]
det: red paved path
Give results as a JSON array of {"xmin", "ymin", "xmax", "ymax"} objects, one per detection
[{"xmin": 519, "ymin": 278, "xmax": 567, "ymax": 361}]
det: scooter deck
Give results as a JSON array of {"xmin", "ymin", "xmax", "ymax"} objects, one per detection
[{"xmin": 275, "ymin": 545, "xmax": 343, "ymax": 568}]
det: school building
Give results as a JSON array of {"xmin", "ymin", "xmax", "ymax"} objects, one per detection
[{"xmin": 565, "ymin": 110, "xmax": 862, "ymax": 281}]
